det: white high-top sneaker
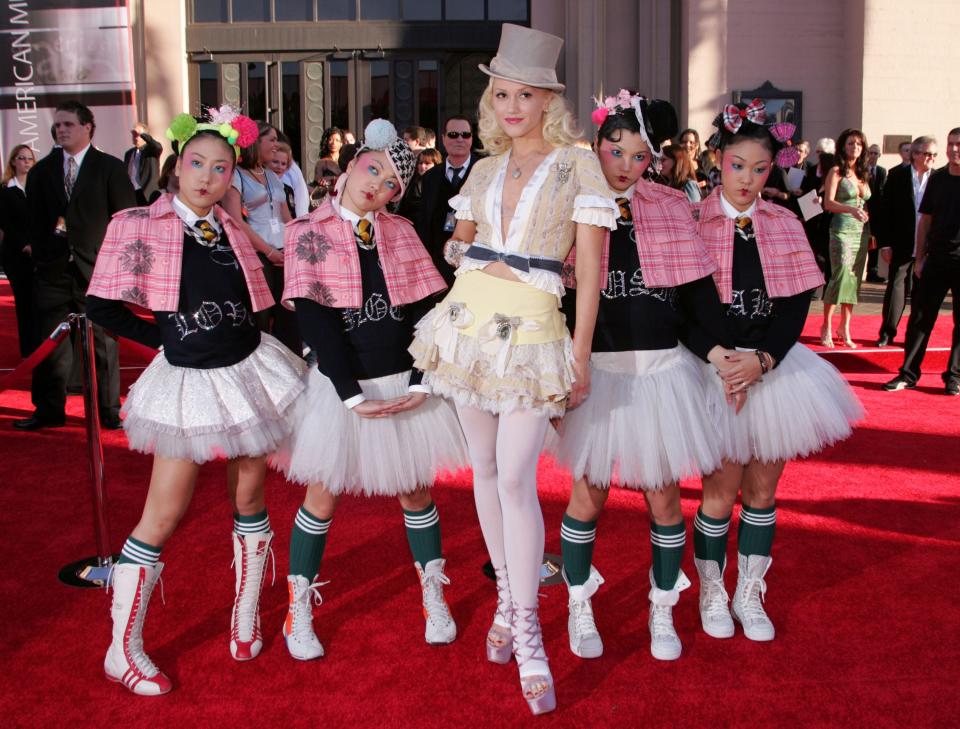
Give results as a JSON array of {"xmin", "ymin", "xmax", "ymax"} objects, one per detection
[
  {"xmin": 230, "ymin": 531, "xmax": 274, "ymax": 661},
  {"xmin": 104, "ymin": 562, "xmax": 172, "ymax": 696},
  {"xmin": 695, "ymin": 557, "xmax": 735, "ymax": 639},
  {"xmin": 731, "ymin": 553, "xmax": 775, "ymax": 641},
  {"xmin": 648, "ymin": 568, "xmax": 691, "ymax": 661},
  {"xmin": 282, "ymin": 575, "xmax": 326, "ymax": 660},
  {"xmin": 416, "ymin": 558, "xmax": 457, "ymax": 645},
  {"xmin": 563, "ymin": 565, "xmax": 605, "ymax": 659}
]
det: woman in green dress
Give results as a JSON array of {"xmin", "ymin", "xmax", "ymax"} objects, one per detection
[{"xmin": 821, "ymin": 128, "xmax": 871, "ymax": 348}]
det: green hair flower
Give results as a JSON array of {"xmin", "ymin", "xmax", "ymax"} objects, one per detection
[{"xmin": 166, "ymin": 113, "xmax": 197, "ymax": 143}]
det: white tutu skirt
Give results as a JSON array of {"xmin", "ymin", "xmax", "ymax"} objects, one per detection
[
  {"xmin": 276, "ymin": 369, "xmax": 469, "ymax": 496},
  {"xmin": 551, "ymin": 348, "xmax": 722, "ymax": 490},
  {"xmin": 702, "ymin": 343, "xmax": 864, "ymax": 464},
  {"xmin": 121, "ymin": 333, "xmax": 307, "ymax": 463}
]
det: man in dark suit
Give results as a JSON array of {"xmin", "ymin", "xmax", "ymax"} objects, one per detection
[
  {"xmin": 14, "ymin": 100, "xmax": 136, "ymax": 430},
  {"xmin": 865, "ymin": 144, "xmax": 887, "ymax": 283},
  {"xmin": 123, "ymin": 122, "xmax": 163, "ymax": 205},
  {"xmin": 876, "ymin": 136, "xmax": 938, "ymax": 347},
  {"xmin": 415, "ymin": 115, "xmax": 478, "ymax": 285}
]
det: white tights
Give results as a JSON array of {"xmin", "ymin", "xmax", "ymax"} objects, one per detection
[{"xmin": 456, "ymin": 403, "xmax": 549, "ymax": 611}]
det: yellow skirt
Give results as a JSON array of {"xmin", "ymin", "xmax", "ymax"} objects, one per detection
[{"xmin": 409, "ymin": 270, "xmax": 574, "ymax": 416}]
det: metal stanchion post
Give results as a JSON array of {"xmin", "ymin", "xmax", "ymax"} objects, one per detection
[{"xmin": 58, "ymin": 314, "xmax": 118, "ymax": 587}]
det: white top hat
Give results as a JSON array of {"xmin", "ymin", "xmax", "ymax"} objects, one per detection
[{"xmin": 479, "ymin": 23, "xmax": 565, "ymax": 93}]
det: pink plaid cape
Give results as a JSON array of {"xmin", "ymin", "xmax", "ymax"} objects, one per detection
[
  {"xmin": 86, "ymin": 194, "xmax": 273, "ymax": 312},
  {"xmin": 563, "ymin": 180, "xmax": 716, "ymax": 289},
  {"xmin": 282, "ymin": 197, "xmax": 446, "ymax": 309},
  {"xmin": 695, "ymin": 188, "xmax": 824, "ymax": 304}
]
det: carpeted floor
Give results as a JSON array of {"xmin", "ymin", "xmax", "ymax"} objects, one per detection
[{"xmin": 0, "ymin": 282, "xmax": 957, "ymax": 728}]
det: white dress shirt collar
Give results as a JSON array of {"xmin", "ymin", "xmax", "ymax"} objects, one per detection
[
  {"xmin": 172, "ymin": 193, "xmax": 221, "ymax": 233},
  {"xmin": 719, "ymin": 191, "xmax": 757, "ymax": 220},
  {"xmin": 445, "ymin": 155, "xmax": 471, "ymax": 182},
  {"xmin": 332, "ymin": 195, "xmax": 374, "ymax": 227},
  {"xmin": 63, "ymin": 144, "xmax": 92, "ymax": 174}
]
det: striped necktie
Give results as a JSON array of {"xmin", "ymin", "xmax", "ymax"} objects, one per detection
[
  {"xmin": 615, "ymin": 197, "xmax": 632, "ymax": 221},
  {"xmin": 194, "ymin": 220, "xmax": 219, "ymax": 246},
  {"xmin": 355, "ymin": 219, "xmax": 374, "ymax": 248}
]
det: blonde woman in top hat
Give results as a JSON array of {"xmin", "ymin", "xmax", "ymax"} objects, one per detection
[{"xmin": 410, "ymin": 23, "xmax": 617, "ymax": 715}]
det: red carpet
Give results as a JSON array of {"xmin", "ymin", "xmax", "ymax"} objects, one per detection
[{"xmin": 0, "ymin": 282, "xmax": 958, "ymax": 728}]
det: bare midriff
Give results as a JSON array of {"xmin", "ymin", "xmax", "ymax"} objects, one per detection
[{"xmin": 481, "ymin": 260, "xmax": 523, "ymax": 282}]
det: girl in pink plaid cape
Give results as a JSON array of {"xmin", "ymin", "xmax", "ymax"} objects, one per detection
[
  {"xmin": 688, "ymin": 102, "xmax": 863, "ymax": 646},
  {"xmin": 86, "ymin": 118, "xmax": 307, "ymax": 696},
  {"xmin": 551, "ymin": 92, "xmax": 741, "ymax": 663}
]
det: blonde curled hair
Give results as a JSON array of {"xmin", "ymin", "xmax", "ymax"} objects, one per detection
[{"xmin": 477, "ymin": 79, "xmax": 583, "ymax": 155}]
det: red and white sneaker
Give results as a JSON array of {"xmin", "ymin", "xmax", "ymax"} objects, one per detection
[
  {"xmin": 282, "ymin": 575, "xmax": 326, "ymax": 660},
  {"xmin": 104, "ymin": 562, "xmax": 172, "ymax": 696},
  {"xmin": 415, "ymin": 559, "xmax": 457, "ymax": 645},
  {"xmin": 230, "ymin": 531, "xmax": 274, "ymax": 661}
]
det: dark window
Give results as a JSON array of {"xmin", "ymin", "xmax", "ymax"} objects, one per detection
[
  {"xmin": 418, "ymin": 60, "xmax": 438, "ymax": 130},
  {"xmin": 488, "ymin": 0, "xmax": 527, "ymax": 21},
  {"xmin": 199, "ymin": 63, "xmax": 220, "ymax": 114},
  {"xmin": 444, "ymin": 0, "xmax": 482, "ymax": 20},
  {"xmin": 329, "ymin": 61, "xmax": 350, "ymax": 130},
  {"xmin": 247, "ymin": 62, "xmax": 267, "ymax": 120},
  {"xmin": 362, "ymin": 0, "xmax": 400, "ymax": 20},
  {"xmin": 281, "ymin": 62, "xmax": 302, "ymax": 163},
  {"xmin": 275, "ymin": 0, "xmax": 314, "ymax": 21},
  {"xmin": 403, "ymin": 0, "xmax": 441, "ymax": 20},
  {"xmin": 317, "ymin": 0, "xmax": 355, "ymax": 19},
  {"xmin": 369, "ymin": 60, "xmax": 391, "ymax": 123},
  {"xmin": 194, "ymin": 0, "xmax": 228, "ymax": 22},
  {"xmin": 232, "ymin": 0, "xmax": 270, "ymax": 22}
]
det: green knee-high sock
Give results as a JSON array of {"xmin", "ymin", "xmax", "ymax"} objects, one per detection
[
  {"xmin": 289, "ymin": 507, "xmax": 331, "ymax": 580},
  {"xmin": 694, "ymin": 508, "xmax": 731, "ymax": 571},
  {"xmin": 738, "ymin": 504, "xmax": 776, "ymax": 557},
  {"xmin": 234, "ymin": 509, "xmax": 271, "ymax": 535},
  {"xmin": 118, "ymin": 536, "xmax": 161, "ymax": 567},
  {"xmin": 561, "ymin": 513, "xmax": 597, "ymax": 586},
  {"xmin": 650, "ymin": 520, "xmax": 685, "ymax": 591},
  {"xmin": 403, "ymin": 502, "xmax": 443, "ymax": 566}
]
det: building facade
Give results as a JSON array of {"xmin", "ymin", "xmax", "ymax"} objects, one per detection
[{"xmin": 122, "ymin": 0, "xmax": 959, "ymax": 173}]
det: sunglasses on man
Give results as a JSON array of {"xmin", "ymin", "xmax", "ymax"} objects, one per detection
[{"xmin": 445, "ymin": 131, "xmax": 472, "ymax": 139}]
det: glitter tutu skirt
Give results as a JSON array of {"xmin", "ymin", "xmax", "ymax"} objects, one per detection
[
  {"xmin": 552, "ymin": 347, "xmax": 722, "ymax": 490},
  {"xmin": 275, "ymin": 369, "xmax": 469, "ymax": 496},
  {"xmin": 701, "ymin": 343, "xmax": 864, "ymax": 464},
  {"xmin": 409, "ymin": 270, "xmax": 574, "ymax": 417},
  {"xmin": 121, "ymin": 333, "xmax": 307, "ymax": 463}
]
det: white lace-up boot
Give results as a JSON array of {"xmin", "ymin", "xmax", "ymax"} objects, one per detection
[
  {"xmin": 283, "ymin": 574, "xmax": 327, "ymax": 660},
  {"xmin": 230, "ymin": 531, "xmax": 274, "ymax": 661},
  {"xmin": 563, "ymin": 565, "xmax": 605, "ymax": 659},
  {"xmin": 731, "ymin": 553, "xmax": 775, "ymax": 641},
  {"xmin": 695, "ymin": 557, "xmax": 735, "ymax": 638},
  {"xmin": 104, "ymin": 563, "xmax": 172, "ymax": 696},
  {"xmin": 416, "ymin": 558, "xmax": 457, "ymax": 645},
  {"xmin": 648, "ymin": 568, "xmax": 691, "ymax": 661}
]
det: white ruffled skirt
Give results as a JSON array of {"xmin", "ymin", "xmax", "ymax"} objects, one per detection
[
  {"xmin": 276, "ymin": 369, "xmax": 469, "ymax": 496},
  {"xmin": 552, "ymin": 348, "xmax": 722, "ymax": 490},
  {"xmin": 701, "ymin": 343, "xmax": 864, "ymax": 464},
  {"xmin": 122, "ymin": 333, "xmax": 307, "ymax": 463}
]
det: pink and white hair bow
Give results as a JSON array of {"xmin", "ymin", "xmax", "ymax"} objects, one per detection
[
  {"xmin": 769, "ymin": 122, "xmax": 801, "ymax": 167},
  {"xmin": 722, "ymin": 98, "xmax": 767, "ymax": 133}
]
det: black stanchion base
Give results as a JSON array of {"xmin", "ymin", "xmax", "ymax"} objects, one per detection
[
  {"xmin": 58, "ymin": 555, "xmax": 120, "ymax": 588},
  {"xmin": 482, "ymin": 554, "xmax": 564, "ymax": 587}
]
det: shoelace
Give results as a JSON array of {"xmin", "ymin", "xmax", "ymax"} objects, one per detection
[
  {"xmin": 701, "ymin": 578, "xmax": 731, "ymax": 621},
  {"xmin": 738, "ymin": 576, "xmax": 768, "ymax": 622},
  {"xmin": 422, "ymin": 568, "xmax": 453, "ymax": 624},
  {"xmin": 512, "ymin": 606, "xmax": 548, "ymax": 666},
  {"xmin": 126, "ymin": 573, "xmax": 163, "ymax": 676},
  {"xmin": 232, "ymin": 544, "xmax": 276, "ymax": 641},
  {"xmin": 493, "ymin": 566, "xmax": 513, "ymax": 627},
  {"xmin": 649, "ymin": 604, "xmax": 676, "ymax": 639},
  {"xmin": 570, "ymin": 598, "xmax": 599, "ymax": 637},
  {"xmin": 290, "ymin": 579, "xmax": 329, "ymax": 640}
]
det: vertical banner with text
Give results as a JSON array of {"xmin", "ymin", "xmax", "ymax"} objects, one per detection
[{"xmin": 0, "ymin": 0, "xmax": 136, "ymax": 162}]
